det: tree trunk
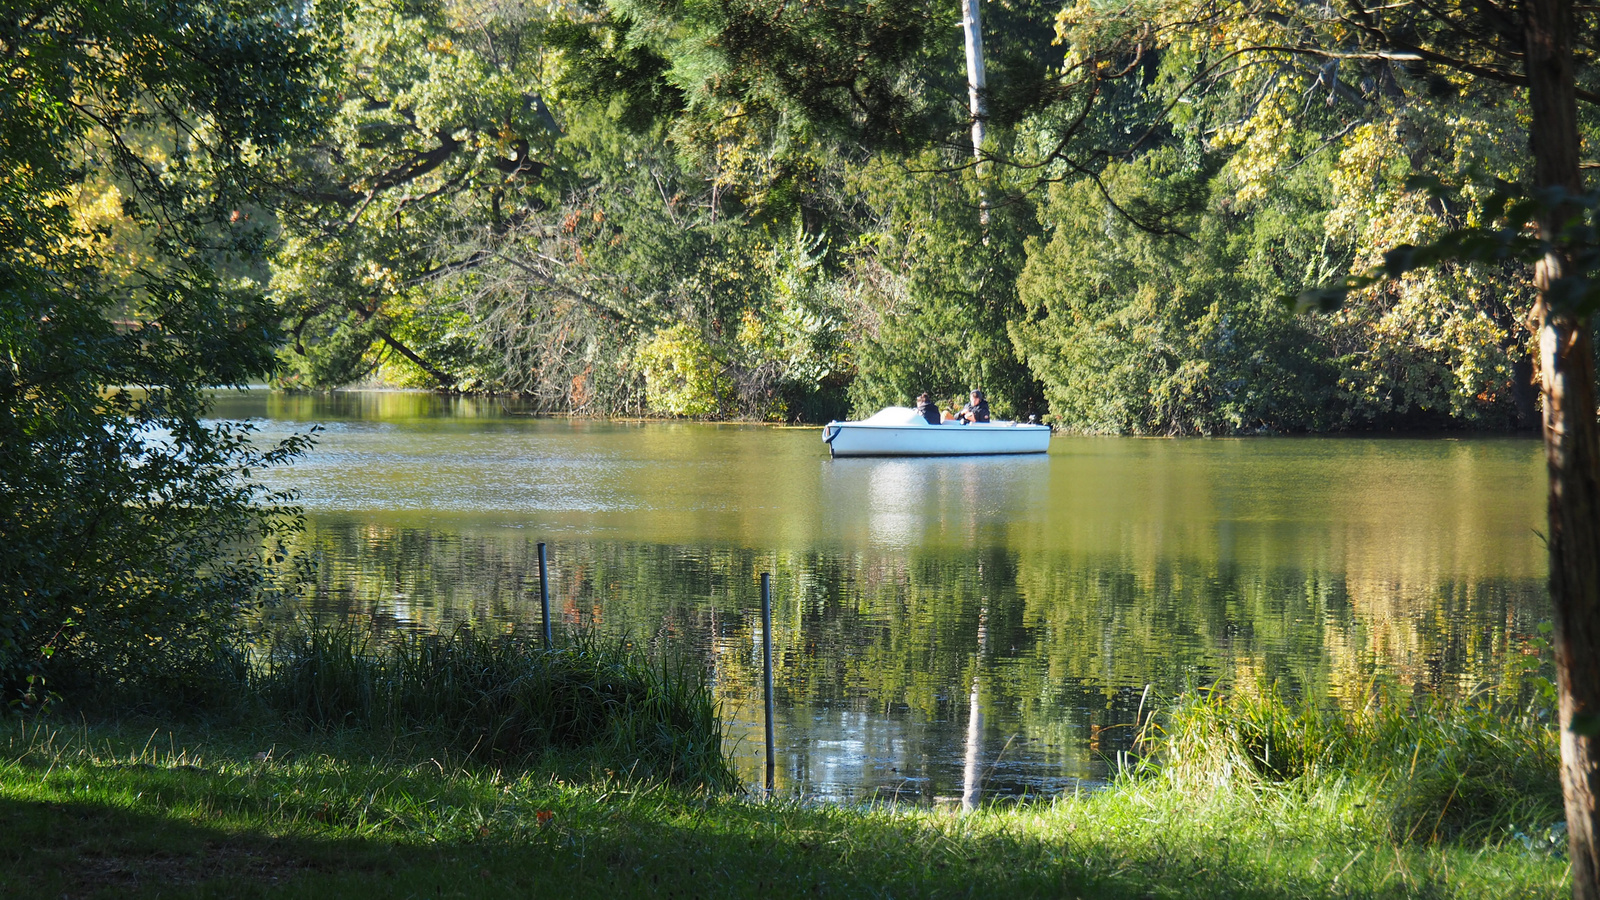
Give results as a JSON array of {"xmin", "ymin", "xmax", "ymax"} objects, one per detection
[
  {"xmin": 959, "ymin": 0, "xmax": 987, "ymax": 164},
  {"xmin": 1523, "ymin": 1, "xmax": 1600, "ymax": 896},
  {"xmin": 1540, "ymin": 288, "xmax": 1600, "ymax": 900},
  {"xmin": 959, "ymin": 0, "xmax": 989, "ymax": 228}
]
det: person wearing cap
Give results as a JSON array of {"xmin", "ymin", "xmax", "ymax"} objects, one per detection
[{"xmin": 957, "ymin": 389, "xmax": 990, "ymax": 423}]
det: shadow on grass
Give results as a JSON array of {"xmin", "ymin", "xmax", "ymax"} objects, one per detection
[{"xmin": 0, "ymin": 793, "xmax": 391, "ymax": 900}]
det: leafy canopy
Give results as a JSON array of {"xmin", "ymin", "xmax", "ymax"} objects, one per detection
[{"xmin": 0, "ymin": 0, "xmax": 325, "ymax": 705}]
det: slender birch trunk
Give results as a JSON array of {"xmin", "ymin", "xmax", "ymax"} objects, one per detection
[{"xmin": 960, "ymin": 0, "xmax": 988, "ymax": 226}]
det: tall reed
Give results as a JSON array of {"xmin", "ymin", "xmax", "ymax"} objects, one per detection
[
  {"xmin": 253, "ymin": 624, "xmax": 737, "ymax": 790},
  {"xmin": 1148, "ymin": 680, "xmax": 1562, "ymax": 844}
]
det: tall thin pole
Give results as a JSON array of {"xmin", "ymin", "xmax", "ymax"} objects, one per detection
[
  {"xmin": 537, "ymin": 541, "xmax": 552, "ymax": 648},
  {"xmin": 761, "ymin": 572, "xmax": 775, "ymax": 795}
]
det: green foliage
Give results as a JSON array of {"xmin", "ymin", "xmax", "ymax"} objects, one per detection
[
  {"xmin": 603, "ymin": 0, "xmax": 961, "ymax": 154},
  {"xmin": 635, "ymin": 324, "xmax": 732, "ymax": 417},
  {"xmin": 1014, "ymin": 150, "xmax": 1332, "ymax": 434},
  {"xmin": 436, "ymin": 98, "xmax": 858, "ymax": 418},
  {"xmin": 269, "ymin": 0, "xmax": 559, "ymax": 390},
  {"xmin": 0, "ymin": 0, "xmax": 322, "ymax": 705},
  {"xmin": 1301, "ymin": 107, "xmax": 1541, "ymax": 429},
  {"xmin": 1301, "ymin": 182, "xmax": 1600, "ymax": 320},
  {"xmin": 731, "ymin": 231, "xmax": 855, "ymax": 422},
  {"xmin": 266, "ymin": 0, "xmax": 860, "ymax": 419},
  {"xmin": 1024, "ymin": 0, "xmax": 1560, "ymax": 433},
  {"xmin": 546, "ymin": 11, "xmax": 685, "ymax": 134}
]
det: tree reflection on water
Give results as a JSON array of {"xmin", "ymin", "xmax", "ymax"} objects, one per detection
[{"xmin": 276, "ymin": 524, "xmax": 1546, "ymax": 803}]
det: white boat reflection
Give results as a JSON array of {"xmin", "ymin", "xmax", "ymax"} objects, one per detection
[{"xmin": 821, "ymin": 454, "xmax": 1051, "ymax": 549}]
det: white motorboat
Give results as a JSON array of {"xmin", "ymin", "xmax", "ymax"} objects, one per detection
[{"xmin": 821, "ymin": 407, "xmax": 1051, "ymax": 457}]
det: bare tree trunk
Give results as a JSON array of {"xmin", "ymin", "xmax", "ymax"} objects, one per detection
[{"xmin": 1523, "ymin": 1, "xmax": 1600, "ymax": 895}]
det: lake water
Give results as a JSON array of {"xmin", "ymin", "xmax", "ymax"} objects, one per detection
[{"xmin": 213, "ymin": 390, "xmax": 1551, "ymax": 803}]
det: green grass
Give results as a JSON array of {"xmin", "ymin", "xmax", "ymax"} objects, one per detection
[{"xmin": 0, "ymin": 684, "xmax": 1571, "ymax": 900}]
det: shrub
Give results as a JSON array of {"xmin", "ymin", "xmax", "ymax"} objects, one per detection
[{"xmin": 635, "ymin": 324, "xmax": 734, "ymax": 417}]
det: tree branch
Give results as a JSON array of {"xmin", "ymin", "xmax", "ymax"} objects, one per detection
[{"xmin": 373, "ymin": 328, "xmax": 455, "ymax": 388}]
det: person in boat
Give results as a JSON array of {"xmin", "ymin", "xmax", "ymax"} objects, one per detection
[
  {"xmin": 957, "ymin": 389, "xmax": 990, "ymax": 423},
  {"xmin": 914, "ymin": 392, "xmax": 941, "ymax": 424}
]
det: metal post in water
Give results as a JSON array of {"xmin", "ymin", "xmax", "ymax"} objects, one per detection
[
  {"xmin": 538, "ymin": 541, "xmax": 552, "ymax": 648},
  {"xmin": 761, "ymin": 571, "xmax": 775, "ymax": 796}
]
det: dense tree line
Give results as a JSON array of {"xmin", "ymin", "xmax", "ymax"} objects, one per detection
[{"xmin": 260, "ymin": 0, "xmax": 1592, "ymax": 435}]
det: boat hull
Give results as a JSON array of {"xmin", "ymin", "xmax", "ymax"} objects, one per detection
[{"xmin": 822, "ymin": 421, "xmax": 1051, "ymax": 457}]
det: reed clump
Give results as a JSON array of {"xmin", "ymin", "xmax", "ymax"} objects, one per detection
[
  {"xmin": 1149, "ymin": 680, "xmax": 1562, "ymax": 845},
  {"xmin": 252, "ymin": 625, "xmax": 737, "ymax": 791}
]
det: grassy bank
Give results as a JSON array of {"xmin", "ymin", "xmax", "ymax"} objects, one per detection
[{"xmin": 0, "ymin": 682, "xmax": 1570, "ymax": 899}]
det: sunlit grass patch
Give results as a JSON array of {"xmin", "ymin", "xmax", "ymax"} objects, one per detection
[{"xmin": 1150, "ymin": 680, "xmax": 1563, "ymax": 845}]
